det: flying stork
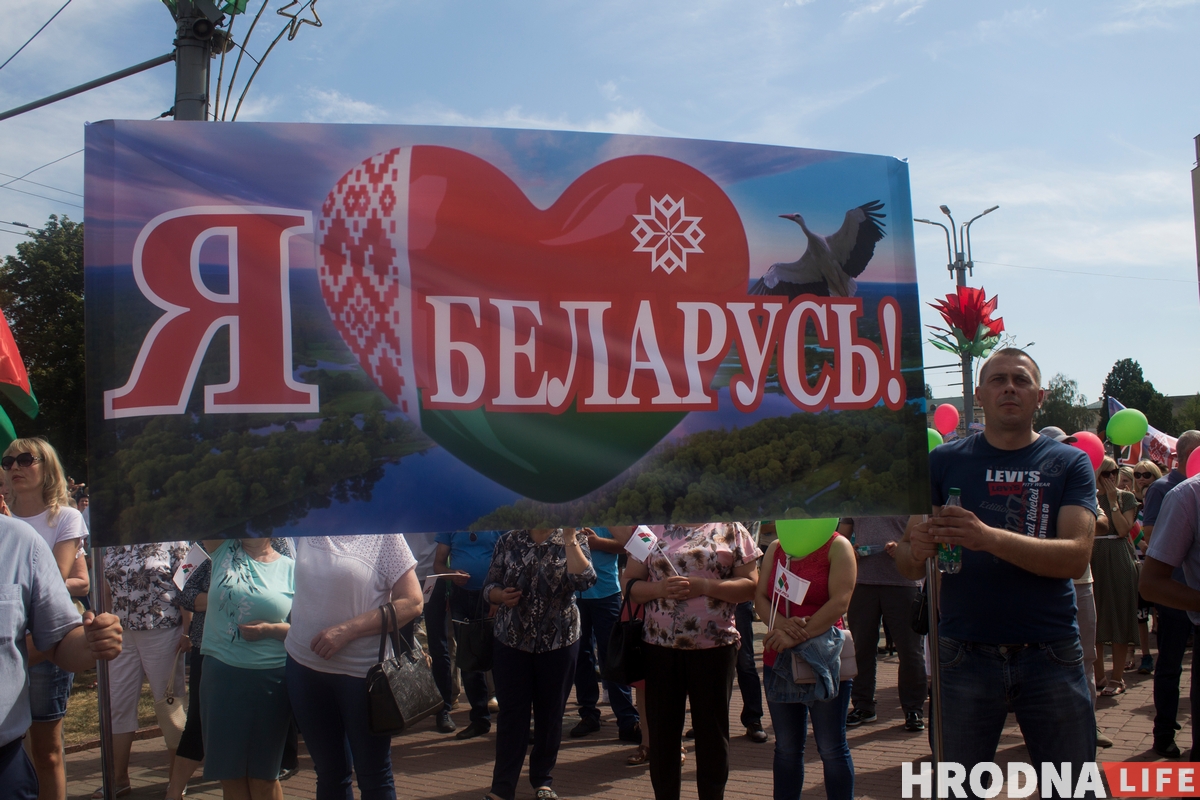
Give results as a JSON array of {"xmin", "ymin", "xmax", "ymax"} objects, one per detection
[{"xmin": 750, "ymin": 200, "xmax": 886, "ymax": 299}]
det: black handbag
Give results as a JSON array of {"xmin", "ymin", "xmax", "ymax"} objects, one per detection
[
  {"xmin": 453, "ymin": 589, "xmax": 494, "ymax": 673},
  {"xmin": 365, "ymin": 603, "xmax": 443, "ymax": 736},
  {"xmin": 601, "ymin": 579, "xmax": 646, "ymax": 686}
]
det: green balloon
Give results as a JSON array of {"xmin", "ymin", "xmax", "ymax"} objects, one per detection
[
  {"xmin": 775, "ymin": 518, "xmax": 839, "ymax": 558},
  {"xmin": 928, "ymin": 428, "xmax": 943, "ymax": 452},
  {"xmin": 1106, "ymin": 408, "xmax": 1148, "ymax": 447}
]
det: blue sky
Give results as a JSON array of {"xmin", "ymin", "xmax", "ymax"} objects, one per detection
[{"xmin": 2, "ymin": 0, "xmax": 1199, "ymax": 403}]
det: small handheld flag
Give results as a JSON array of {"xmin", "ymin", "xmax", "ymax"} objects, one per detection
[
  {"xmin": 624, "ymin": 525, "xmax": 678, "ymax": 575},
  {"xmin": 173, "ymin": 542, "xmax": 211, "ymax": 590},
  {"xmin": 773, "ymin": 563, "xmax": 810, "ymax": 606},
  {"xmin": 624, "ymin": 525, "xmax": 659, "ymax": 562}
]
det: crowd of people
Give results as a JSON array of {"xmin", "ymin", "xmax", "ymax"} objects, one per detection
[{"xmin": 6, "ymin": 346, "xmax": 1200, "ymax": 800}]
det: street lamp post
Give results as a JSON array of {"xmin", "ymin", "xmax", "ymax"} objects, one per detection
[{"xmin": 914, "ymin": 204, "xmax": 998, "ymax": 431}]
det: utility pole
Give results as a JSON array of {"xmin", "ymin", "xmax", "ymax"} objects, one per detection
[
  {"xmin": 915, "ymin": 205, "xmax": 998, "ymax": 433},
  {"xmin": 173, "ymin": 0, "xmax": 225, "ymax": 120}
]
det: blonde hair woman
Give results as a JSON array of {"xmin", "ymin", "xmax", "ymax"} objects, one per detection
[
  {"xmin": 5, "ymin": 438, "xmax": 89, "ymax": 800},
  {"xmin": 1132, "ymin": 460, "xmax": 1162, "ymax": 506}
]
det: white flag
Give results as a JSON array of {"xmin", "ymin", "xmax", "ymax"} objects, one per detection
[
  {"xmin": 173, "ymin": 542, "xmax": 210, "ymax": 590},
  {"xmin": 624, "ymin": 525, "xmax": 659, "ymax": 563},
  {"xmin": 773, "ymin": 563, "xmax": 810, "ymax": 606}
]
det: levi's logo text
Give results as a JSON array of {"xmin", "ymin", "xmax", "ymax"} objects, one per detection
[
  {"xmin": 902, "ymin": 761, "xmax": 1200, "ymax": 797},
  {"xmin": 102, "ymin": 147, "xmax": 907, "ymax": 420},
  {"xmin": 983, "ymin": 465, "xmax": 1054, "ymax": 538}
]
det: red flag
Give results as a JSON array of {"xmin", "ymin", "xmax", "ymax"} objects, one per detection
[{"xmin": 0, "ymin": 310, "xmax": 37, "ymax": 419}]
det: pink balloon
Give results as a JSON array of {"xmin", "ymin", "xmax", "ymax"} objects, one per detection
[
  {"xmin": 1071, "ymin": 431, "xmax": 1105, "ymax": 471},
  {"xmin": 1187, "ymin": 448, "xmax": 1200, "ymax": 479},
  {"xmin": 933, "ymin": 403, "xmax": 960, "ymax": 435}
]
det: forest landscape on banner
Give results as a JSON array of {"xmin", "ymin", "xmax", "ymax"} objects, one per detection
[{"xmin": 84, "ymin": 121, "xmax": 929, "ymax": 546}]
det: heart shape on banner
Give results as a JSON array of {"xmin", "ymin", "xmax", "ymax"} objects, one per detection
[{"xmin": 317, "ymin": 145, "xmax": 749, "ymax": 502}]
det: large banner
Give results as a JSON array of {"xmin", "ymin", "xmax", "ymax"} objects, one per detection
[{"xmin": 85, "ymin": 121, "xmax": 929, "ymax": 546}]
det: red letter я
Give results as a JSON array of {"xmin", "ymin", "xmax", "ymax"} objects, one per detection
[{"xmin": 104, "ymin": 207, "xmax": 319, "ymax": 418}]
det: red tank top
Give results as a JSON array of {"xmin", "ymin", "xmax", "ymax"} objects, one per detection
[{"xmin": 763, "ymin": 534, "xmax": 843, "ymax": 668}]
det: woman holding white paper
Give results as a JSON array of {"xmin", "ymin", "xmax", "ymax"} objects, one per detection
[
  {"xmin": 753, "ymin": 525, "xmax": 856, "ymax": 800},
  {"xmin": 625, "ymin": 523, "xmax": 760, "ymax": 800}
]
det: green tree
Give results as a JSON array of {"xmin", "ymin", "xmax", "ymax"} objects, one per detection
[
  {"xmin": 1175, "ymin": 394, "xmax": 1200, "ymax": 434},
  {"xmin": 0, "ymin": 216, "xmax": 86, "ymax": 478},
  {"xmin": 1033, "ymin": 373, "xmax": 1093, "ymax": 435},
  {"xmin": 1099, "ymin": 358, "xmax": 1175, "ymax": 436}
]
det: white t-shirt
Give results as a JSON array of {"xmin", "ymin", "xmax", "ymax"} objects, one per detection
[
  {"xmin": 16, "ymin": 506, "xmax": 87, "ymax": 553},
  {"xmin": 285, "ymin": 535, "xmax": 417, "ymax": 678}
]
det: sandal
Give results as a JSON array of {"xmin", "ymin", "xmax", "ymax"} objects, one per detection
[
  {"xmin": 535, "ymin": 790, "xmax": 560, "ymax": 800},
  {"xmin": 1100, "ymin": 682, "xmax": 1126, "ymax": 697},
  {"xmin": 626, "ymin": 745, "xmax": 649, "ymax": 765},
  {"xmin": 91, "ymin": 786, "xmax": 132, "ymax": 799}
]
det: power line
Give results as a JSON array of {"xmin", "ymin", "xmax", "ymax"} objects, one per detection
[
  {"xmin": 974, "ymin": 259, "xmax": 1196, "ymax": 285},
  {"xmin": 0, "ymin": 170, "xmax": 82, "ymax": 198},
  {"xmin": 0, "ymin": 0, "xmax": 74, "ymax": 73},
  {"xmin": 0, "ymin": 149, "xmax": 83, "ymax": 190},
  {"xmin": 0, "ymin": 183, "xmax": 83, "ymax": 208}
]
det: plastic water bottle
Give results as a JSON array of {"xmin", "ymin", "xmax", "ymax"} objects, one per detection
[{"xmin": 938, "ymin": 488, "xmax": 963, "ymax": 574}]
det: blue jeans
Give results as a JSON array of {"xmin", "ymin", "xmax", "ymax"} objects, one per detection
[
  {"xmin": 28, "ymin": 661, "xmax": 72, "ymax": 722},
  {"xmin": 575, "ymin": 593, "xmax": 638, "ymax": 732},
  {"xmin": 765, "ymin": 669, "xmax": 854, "ymax": 800},
  {"xmin": 449, "ymin": 585, "xmax": 492, "ymax": 725},
  {"xmin": 936, "ymin": 636, "xmax": 1096, "ymax": 799},
  {"xmin": 286, "ymin": 656, "xmax": 395, "ymax": 800},
  {"xmin": 735, "ymin": 601, "xmax": 764, "ymax": 726}
]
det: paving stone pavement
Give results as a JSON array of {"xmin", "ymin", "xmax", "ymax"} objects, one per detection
[{"xmin": 65, "ymin": 646, "xmax": 1192, "ymax": 799}]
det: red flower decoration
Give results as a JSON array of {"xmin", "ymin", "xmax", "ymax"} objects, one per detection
[
  {"xmin": 927, "ymin": 286, "xmax": 1005, "ymax": 359},
  {"xmin": 930, "ymin": 286, "xmax": 1004, "ymax": 338}
]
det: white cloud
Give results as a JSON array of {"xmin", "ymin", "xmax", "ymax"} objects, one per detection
[
  {"xmin": 393, "ymin": 103, "xmax": 675, "ymax": 138},
  {"xmin": 844, "ymin": 0, "xmax": 926, "ymax": 25},
  {"xmin": 303, "ymin": 89, "xmax": 388, "ymax": 124},
  {"xmin": 1089, "ymin": 0, "xmax": 1199, "ymax": 34},
  {"xmin": 599, "ymin": 80, "xmax": 621, "ymax": 103}
]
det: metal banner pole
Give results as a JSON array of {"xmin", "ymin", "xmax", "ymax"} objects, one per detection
[
  {"xmin": 92, "ymin": 546, "xmax": 116, "ymax": 800},
  {"xmin": 925, "ymin": 553, "xmax": 944, "ymax": 796}
]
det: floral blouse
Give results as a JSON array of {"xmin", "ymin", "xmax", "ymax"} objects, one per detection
[
  {"xmin": 482, "ymin": 529, "xmax": 596, "ymax": 653},
  {"xmin": 639, "ymin": 523, "xmax": 761, "ymax": 650},
  {"xmin": 103, "ymin": 542, "xmax": 190, "ymax": 631}
]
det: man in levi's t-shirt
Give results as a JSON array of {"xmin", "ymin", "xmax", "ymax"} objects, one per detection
[{"xmin": 894, "ymin": 349, "xmax": 1098, "ymax": 797}]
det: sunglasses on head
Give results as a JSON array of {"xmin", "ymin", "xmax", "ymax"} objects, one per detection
[
  {"xmin": 1, "ymin": 453, "xmax": 42, "ymax": 470},
  {"xmin": 1134, "ymin": 471, "xmax": 1155, "ymax": 479}
]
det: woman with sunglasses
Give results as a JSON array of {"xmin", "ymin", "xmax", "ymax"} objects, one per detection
[
  {"xmin": 5, "ymin": 438, "xmax": 89, "ymax": 800},
  {"xmin": 1132, "ymin": 461, "xmax": 1162, "ymax": 510},
  {"xmin": 1091, "ymin": 456, "xmax": 1141, "ymax": 697}
]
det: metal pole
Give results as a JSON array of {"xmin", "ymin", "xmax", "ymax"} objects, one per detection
[
  {"xmin": 955, "ymin": 255, "xmax": 973, "ymax": 435},
  {"xmin": 0, "ymin": 53, "xmax": 174, "ymax": 122},
  {"xmin": 925, "ymin": 551, "xmax": 944, "ymax": 795},
  {"xmin": 174, "ymin": 1, "xmax": 213, "ymax": 121},
  {"xmin": 92, "ymin": 546, "xmax": 117, "ymax": 800}
]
